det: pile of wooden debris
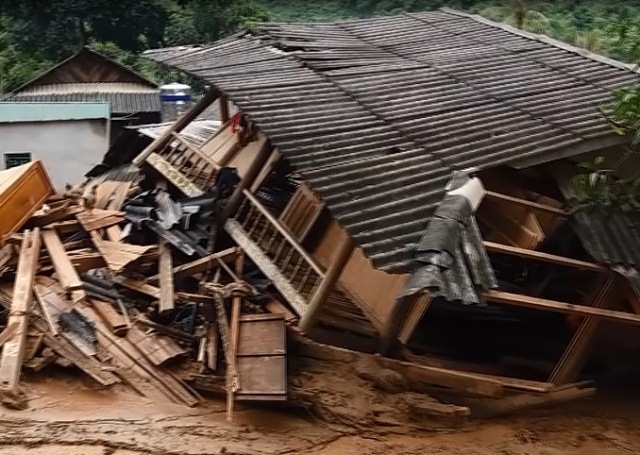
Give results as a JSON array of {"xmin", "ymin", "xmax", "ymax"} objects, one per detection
[{"xmin": 0, "ymin": 159, "xmax": 289, "ymax": 418}]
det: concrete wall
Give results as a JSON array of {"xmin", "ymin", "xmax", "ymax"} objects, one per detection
[{"xmin": 0, "ymin": 119, "xmax": 109, "ymax": 190}]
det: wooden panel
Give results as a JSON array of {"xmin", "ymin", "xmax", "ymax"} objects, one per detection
[
  {"xmin": 237, "ymin": 315, "xmax": 286, "ymax": 356},
  {"xmin": 225, "ymin": 134, "xmax": 269, "ymax": 180},
  {"xmin": 478, "ymin": 198, "xmax": 544, "ymax": 250},
  {"xmin": 235, "ymin": 313, "xmax": 287, "ymax": 400},
  {"xmin": 236, "ymin": 356, "xmax": 287, "ymax": 396},
  {"xmin": 0, "ymin": 161, "xmax": 54, "ymax": 245},
  {"xmin": 279, "ymin": 184, "xmax": 325, "ymax": 242},
  {"xmin": 201, "ymin": 123, "xmax": 238, "ymax": 163},
  {"xmin": 312, "ymin": 219, "xmax": 408, "ymax": 330}
]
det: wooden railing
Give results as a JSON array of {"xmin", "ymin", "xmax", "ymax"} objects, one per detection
[
  {"xmin": 234, "ymin": 190, "xmax": 324, "ymax": 303},
  {"xmin": 148, "ymin": 135, "xmax": 219, "ymax": 196}
]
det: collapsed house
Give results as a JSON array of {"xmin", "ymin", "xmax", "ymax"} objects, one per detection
[
  {"xmin": 139, "ymin": 8, "xmax": 640, "ymax": 389},
  {"xmin": 0, "ymin": 7, "xmax": 639, "ymax": 424}
]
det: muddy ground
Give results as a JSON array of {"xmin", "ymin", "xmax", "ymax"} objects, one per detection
[{"xmin": 1, "ymin": 363, "xmax": 639, "ymax": 455}]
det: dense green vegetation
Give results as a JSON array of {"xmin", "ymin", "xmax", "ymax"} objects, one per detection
[{"xmin": 2, "ymin": 0, "xmax": 640, "ymax": 92}]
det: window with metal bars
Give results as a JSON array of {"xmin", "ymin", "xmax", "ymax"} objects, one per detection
[{"xmin": 4, "ymin": 152, "xmax": 31, "ymax": 169}]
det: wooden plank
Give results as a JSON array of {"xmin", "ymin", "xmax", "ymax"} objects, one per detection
[
  {"xmin": 484, "ymin": 241, "xmax": 606, "ymax": 272},
  {"xmin": 404, "ymin": 350, "xmax": 555, "ymax": 393},
  {"xmin": 548, "ymin": 276, "xmax": 616, "ymax": 385},
  {"xmin": 116, "ymin": 278, "xmax": 161, "ymax": 300},
  {"xmin": 480, "ymin": 386, "xmax": 596, "ymax": 417},
  {"xmin": 225, "ymin": 219, "xmax": 309, "ymax": 316},
  {"xmin": 264, "ymin": 298, "xmax": 298, "ymax": 323},
  {"xmin": 0, "ymin": 324, "xmax": 18, "ymax": 350},
  {"xmin": 94, "ymin": 181, "xmax": 120, "ymax": 210},
  {"xmin": 158, "ymin": 242, "xmax": 175, "ymax": 313},
  {"xmin": 483, "ymin": 289, "xmax": 640, "ymax": 325},
  {"xmin": 41, "ymin": 229, "xmax": 84, "ymax": 295},
  {"xmin": 91, "ymin": 232, "xmax": 155, "ymax": 273},
  {"xmin": 485, "ymin": 191, "xmax": 569, "ymax": 217},
  {"xmin": 27, "ymin": 205, "xmax": 84, "ymax": 228},
  {"xmin": 0, "ymin": 228, "xmax": 41, "ymax": 398},
  {"xmin": 76, "ymin": 209, "xmax": 124, "ymax": 231},
  {"xmin": 147, "ymin": 247, "xmax": 239, "ymax": 283},
  {"xmin": 291, "ymin": 331, "xmax": 504, "ymax": 397},
  {"xmin": 91, "ymin": 299, "xmax": 128, "ymax": 336}
]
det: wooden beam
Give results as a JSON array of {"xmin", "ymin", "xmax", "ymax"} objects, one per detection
[
  {"xmin": 548, "ymin": 276, "xmax": 617, "ymax": 385},
  {"xmin": 147, "ymin": 247, "xmax": 239, "ymax": 283},
  {"xmin": 483, "ymin": 289, "xmax": 640, "ymax": 326},
  {"xmin": 299, "ymin": 236, "xmax": 354, "ymax": 333},
  {"xmin": 0, "ymin": 228, "xmax": 41, "ymax": 400},
  {"xmin": 227, "ymin": 253, "xmax": 244, "ymax": 421},
  {"xmin": 480, "ymin": 385, "xmax": 595, "ymax": 417},
  {"xmin": 483, "ymin": 241, "xmax": 607, "ymax": 273},
  {"xmin": 219, "ymin": 94, "xmax": 230, "ymax": 123},
  {"xmin": 291, "ymin": 330, "xmax": 504, "ymax": 397},
  {"xmin": 133, "ymin": 88, "xmax": 221, "ymax": 166},
  {"xmin": 42, "ymin": 229, "xmax": 84, "ymax": 294},
  {"xmin": 158, "ymin": 241, "xmax": 174, "ymax": 313},
  {"xmin": 484, "ymin": 191, "xmax": 569, "ymax": 217},
  {"xmin": 222, "ymin": 136, "xmax": 273, "ymax": 221}
]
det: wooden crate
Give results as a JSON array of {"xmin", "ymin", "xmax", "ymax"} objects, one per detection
[
  {"xmin": 235, "ymin": 313, "xmax": 287, "ymax": 401},
  {"xmin": 0, "ymin": 161, "xmax": 54, "ymax": 245}
]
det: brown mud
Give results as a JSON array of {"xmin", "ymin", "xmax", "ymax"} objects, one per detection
[{"xmin": 0, "ymin": 363, "xmax": 639, "ymax": 455}]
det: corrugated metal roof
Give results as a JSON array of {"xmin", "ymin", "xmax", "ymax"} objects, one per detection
[
  {"xmin": 134, "ymin": 119, "xmax": 221, "ymax": 146},
  {"xmin": 144, "ymin": 9, "xmax": 638, "ymax": 273},
  {"xmin": 0, "ymin": 102, "xmax": 110, "ymax": 123},
  {"xmin": 6, "ymin": 85, "xmax": 160, "ymax": 114}
]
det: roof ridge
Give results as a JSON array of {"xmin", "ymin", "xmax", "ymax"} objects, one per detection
[{"xmin": 439, "ymin": 7, "xmax": 638, "ymax": 74}]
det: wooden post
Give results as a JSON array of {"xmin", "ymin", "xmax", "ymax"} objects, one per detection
[
  {"xmin": 221, "ymin": 139, "xmax": 273, "ymax": 221},
  {"xmin": 0, "ymin": 228, "xmax": 41, "ymax": 402},
  {"xmin": 548, "ymin": 275, "xmax": 616, "ymax": 385},
  {"xmin": 132, "ymin": 88, "xmax": 221, "ymax": 166},
  {"xmin": 299, "ymin": 236, "xmax": 354, "ymax": 333},
  {"xmin": 227, "ymin": 253, "xmax": 244, "ymax": 421},
  {"xmin": 158, "ymin": 241, "xmax": 175, "ymax": 313},
  {"xmin": 219, "ymin": 94, "xmax": 230, "ymax": 123}
]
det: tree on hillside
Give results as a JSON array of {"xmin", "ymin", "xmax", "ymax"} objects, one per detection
[
  {"xmin": 0, "ymin": 0, "xmax": 168, "ymax": 60},
  {"xmin": 481, "ymin": 0, "xmax": 549, "ymax": 33}
]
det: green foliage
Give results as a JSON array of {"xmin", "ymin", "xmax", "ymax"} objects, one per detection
[
  {"xmin": 571, "ymin": 155, "xmax": 640, "ymax": 212},
  {"xmin": 481, "ymin": 1, "xmax": 550, "ymax": 33},
  {"xmin": 3, "ymin": 0, "xmax": 640, "ymax": 93}
]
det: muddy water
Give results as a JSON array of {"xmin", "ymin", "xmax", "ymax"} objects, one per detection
[{"xmin": 1, "ymin": 371, "xmax": 639, "ymax": 454}]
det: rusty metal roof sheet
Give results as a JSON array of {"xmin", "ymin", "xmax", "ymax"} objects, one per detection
[{"xmin": 144, "ymin": 9, "xmax": 638, "ymax": 273}]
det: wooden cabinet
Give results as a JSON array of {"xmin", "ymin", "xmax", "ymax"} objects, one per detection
[{"xmin": 0, "ymin": 160, "xmax": 54, "ymax": 244}]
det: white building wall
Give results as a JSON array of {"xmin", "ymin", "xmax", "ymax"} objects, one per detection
[{"xmin": 0, "ymin": 119, "xmax": 109, "ymax": 190}]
